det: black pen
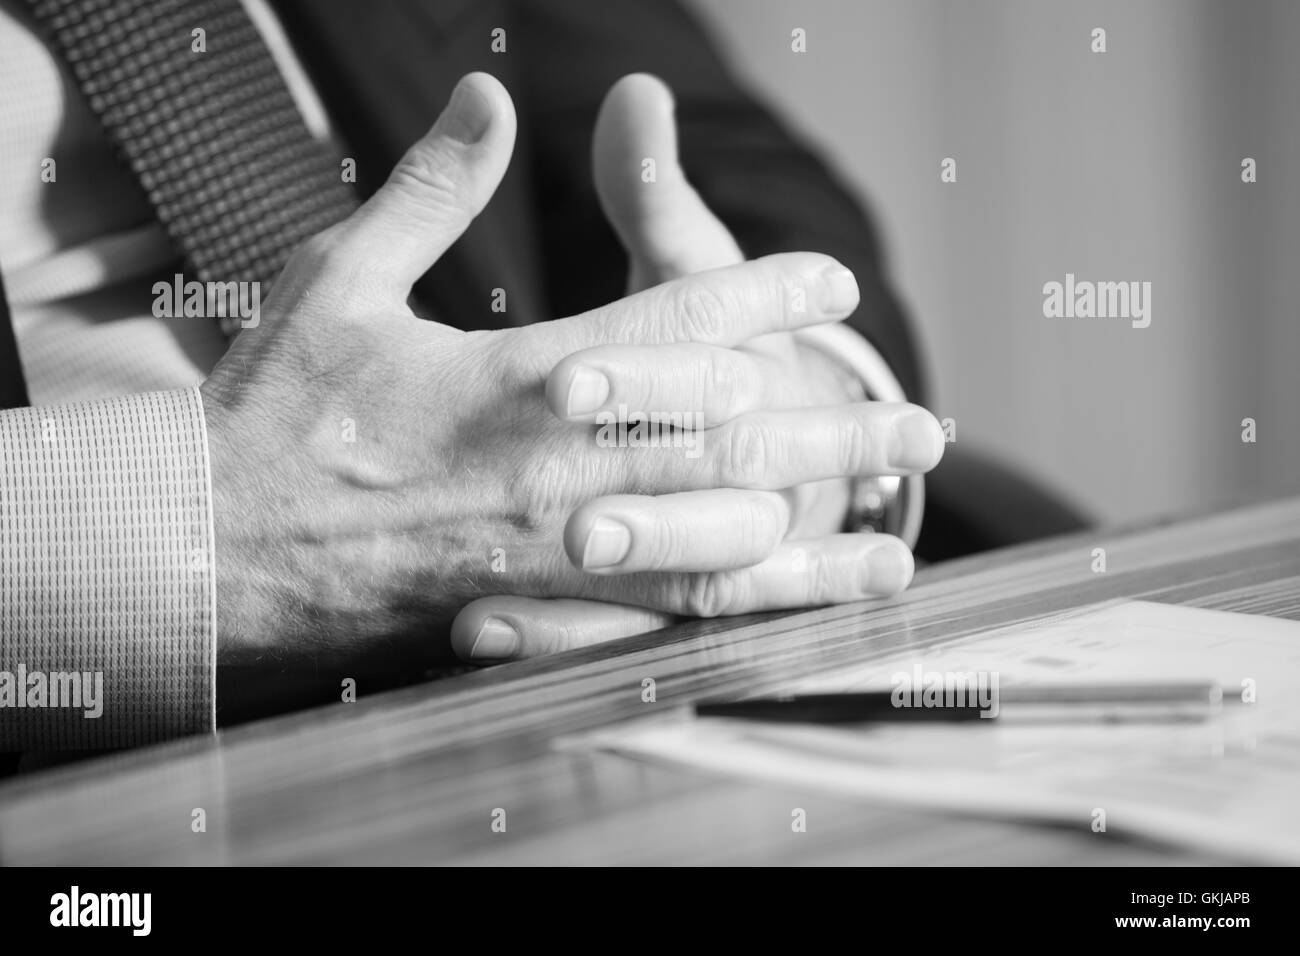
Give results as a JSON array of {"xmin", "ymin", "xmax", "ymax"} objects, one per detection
[{"xmin": 695, "ymin": 682, "xmax": 1227, "ymax": 724}]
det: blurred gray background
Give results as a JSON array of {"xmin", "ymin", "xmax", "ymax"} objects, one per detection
[{"xmin": 687, "ymin": 0, "xmax": 1299, "ymax": 525}]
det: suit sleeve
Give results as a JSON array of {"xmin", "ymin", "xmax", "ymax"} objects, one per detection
[
  {"xmin": 514, "ymin": 0, "xmax": 928, "ymax": 404},
  {"xmin": 0, "ymin": 387, "xmax": 215, "ymax": 749}
]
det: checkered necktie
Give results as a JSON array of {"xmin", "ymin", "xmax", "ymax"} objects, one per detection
[{"xmin": 26, "ymin": 0, "xmax": 360, "ymax": 333}]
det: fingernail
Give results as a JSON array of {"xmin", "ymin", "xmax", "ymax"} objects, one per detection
[
  {"xmin": 565, "ymin": 366, "xmax": 611, "ymax": 419},
  {"xmin": 582, "ymin": 517, "xmax": 632, "ymax": 570},
  {"xmin": 469, "ymin": 617, "xmax": 520, "ymax": 660},
  {"xmin": 868, "ymin": 542, "xmax": 913, "ymax": 594},
  {"xmin": 818, "ymin": 265, "xmax": 860, "ymax": 316},
  {"xmin": 440, "ymin": 80, "xmax": 493, "ymax": 144},
  {"xmin": 889, "ymin": 410, "xmax": 945, "ymax": 470}
]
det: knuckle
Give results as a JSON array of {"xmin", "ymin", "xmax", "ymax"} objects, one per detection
[
  {"xmin": 649, "ymin": 510, "xmax": 690, "ymax": 570},
  {"xmin": 741, "ymin": 494, "xmax": 788, "ymax": 553},
  {"xmin": 512, "ymin": 470, "xmax": 568, "ymax": 537},
  {"xmin": 865, "ymin": 416, "xmax": 897, "ymax": 473},
  {"xmin": 720, "ymin": 422, "xmax": 773, "ymax": 488},
  {"xmin": 682, "ymin": 571, "xmax": 740, "ymax": 618},
  {"xmin": 505, "ymin": 326, "xmax": 563, "ymax": 383},
  {"xmin": 837, "ymin": 411, "xmax": 894, "ymax": 476},
  {"xmin": 545, "ymin": 622, "xmax": 585, "ymax": 656},
  {"xmin": 701, "ymin": 351, "xmax": 751, "ymax": 419},
  {"xmin": 804, "ymin": 549, "xmax": 842, "ymax": 605},
  {"xmin": 674, "ymin": 283, "xmax": 733, "ymax": 343},
  {"xmin": 760, "ymin": 260, "xmax": 800, "ymax": 322},
  {"xmin": 388, "ymin": 148, "xmax": 470, "ymax": 220},
  {"xmin": 278, "ymin": 227, "xmax": 378, "ymax": 314},
  {"xmin": 839, "ymin": 415, "xmax": 873, "ymax": 475}
]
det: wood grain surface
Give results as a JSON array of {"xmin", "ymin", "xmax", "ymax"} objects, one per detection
[{"xmin": 3, "ymin": 497, "xmax": 1298, "ymax": 865}]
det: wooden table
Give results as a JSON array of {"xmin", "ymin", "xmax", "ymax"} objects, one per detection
[{"xmin": 3, "ymin": 497, "xmax": 1298, "ymax": 865}]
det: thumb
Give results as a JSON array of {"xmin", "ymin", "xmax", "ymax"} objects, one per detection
[
  {"xmin": 341, "ymin": 72, "xmax": 517, "ymax": 294},
  {"xmin": 592, "ymin": 74, "xmax": 742, "ymax": 292},
  {"xmin": 451, "ymin": 596, "xmax": 674, "ymax": 662}
]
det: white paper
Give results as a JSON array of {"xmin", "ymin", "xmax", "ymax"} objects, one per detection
[{"xmin": 571, "ymin": 602, "xmax": 1300, "ymax": 864}]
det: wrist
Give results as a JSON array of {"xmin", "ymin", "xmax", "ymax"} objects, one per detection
[{"xmin": 201, "ymin": 381, "xmax": 281, "ymax": 665}]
